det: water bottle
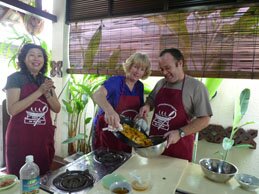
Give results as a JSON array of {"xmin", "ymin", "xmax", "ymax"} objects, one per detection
[{"xmin": 19, "ymin": 155, "xmax": 40, "ymax": 194}]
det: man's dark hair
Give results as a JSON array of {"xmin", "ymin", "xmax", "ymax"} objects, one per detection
[
  {"xmin": 159, "ymin": 48, "xmax": 184, "ymax": 65},
  {"xmin": 18, "ymin": 43, "xmax": 48, "ymax": 75}
]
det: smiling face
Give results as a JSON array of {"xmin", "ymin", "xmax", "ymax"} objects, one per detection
[
  {"xmin": 24, "ymin": 48, "xmax": 44, "ymax": 76},
  {"xmin": 123, "ymin": 53, "xmax": 151, "ymax": 82},
  {"xmin": 127, "ymin": 63, "xmax": 146, "ymax": 82},
  {"xmin": 159, "ymin": 53, "xmax": 184, "ymax": 83}
]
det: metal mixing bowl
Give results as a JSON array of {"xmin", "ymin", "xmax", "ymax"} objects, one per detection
[
  {"xmin": 235, "ymin": 173, "xmax": 259, "ymax": 191},
  {"xmin": 134, "ymin": 136, "xmax": 167, "ymax": 158},
  {"xmin": 199, "ymin": 158, "xmax": 238, "ymax": 183}
]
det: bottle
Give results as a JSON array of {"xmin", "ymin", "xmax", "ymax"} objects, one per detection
[{"xmin": 19, "ymin": 155, "xmax": 40, "ymax": 194}]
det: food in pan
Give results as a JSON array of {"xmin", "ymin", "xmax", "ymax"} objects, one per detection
[{"xmin": 121, "ymin": 124, "xmax": 153, "ymax": 147}]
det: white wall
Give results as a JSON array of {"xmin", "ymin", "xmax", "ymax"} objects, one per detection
[{"xmin": 51, "ymin": 0, "xmax": 70, "ymax": 157}]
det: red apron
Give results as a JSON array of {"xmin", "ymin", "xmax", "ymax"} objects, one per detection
[
  {"xmin": 150, "ymin": 78, "xmax": 194, "ymax": 161},
  {"xmin": 93, "ymin": 82, "xmax": 141, "ymax": 153},
  {"xmin": 6, "ymin": 83, "xmax": 55, "ymax": 177}
]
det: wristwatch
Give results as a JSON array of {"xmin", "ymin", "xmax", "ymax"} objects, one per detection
[{"xmin": 178, "ymin": 128, "xmax": 185, "ymax": 138}]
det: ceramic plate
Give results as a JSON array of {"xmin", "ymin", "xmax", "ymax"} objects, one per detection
[
  {"xmin": 101, "ymin": 173, "xmax": 127, "ymax": 189},
  {"xmin": 0, "ymin": 174, "xmax": 18, "ymax": 191}
]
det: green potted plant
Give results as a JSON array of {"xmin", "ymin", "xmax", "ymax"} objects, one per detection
[
  {"xmin": 62, "ymin": 74, "xmax": 107, "ymax": 155},
  {"xmin": 219, "ymin": 88, "xmax": 254, "ymax": 160}
]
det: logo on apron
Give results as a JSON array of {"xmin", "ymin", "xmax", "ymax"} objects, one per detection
[
  {"xmin": 120, "ymin": 109, "xmax": 138, "ymax": 121},
  {"xmin": 152, "ymin": 103, "xmax": 177, "ymax": 131},
  {"xmin": 24, "ymin": 99, "xmax": 48, "ymax": 126}
]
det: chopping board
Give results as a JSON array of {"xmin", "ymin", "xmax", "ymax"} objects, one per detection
[{"xmin": 87, "ymin": 154, "xmax": 189, "ymax": 194}]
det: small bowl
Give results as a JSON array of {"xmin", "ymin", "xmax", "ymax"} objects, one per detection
[
  {"xmin": 129, "ymin": 170, "xmax": 151, "ymax": 191},
  {"xmin": 199, "ymin": 158, "xmax": 238, "ymax": 183},
  {"xmin": 134, "ymin": 136, "xmax": 167, "ymax": 158},
  {"xmin": 101, "ymin": 174, "xmax": 126, "ymax": 189},
  {"xmin": 0, "ymin": 174, "xmax": 18, "ymax": 191},
  {"xmin": 109, "ymin": 181, "xmax": 132, "ymax": 194},
  {"xmin": 235, "ymin": 173, "xmax": 259, "ymax": 191}
]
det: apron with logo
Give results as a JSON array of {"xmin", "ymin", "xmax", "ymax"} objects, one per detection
[
  {"xmin": 6, "ymin": 82, "xmax": 55, "ymax": 177},
  {"xmin": 93, "ymin": 80, "xmax": 141, "ymax": 153},
  {"xmin": 150, "ymin": 78, "xmax": 194, "ymax": 161}
]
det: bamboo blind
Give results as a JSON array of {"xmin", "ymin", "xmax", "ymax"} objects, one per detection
[{"xmin": 68, "ymin": 6, "xmax": 259, "ymax": 79}]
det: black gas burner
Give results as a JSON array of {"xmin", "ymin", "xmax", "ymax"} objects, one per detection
[
  {"xmin": 40, "ymin": 148, "xmax": 131, "ymax": 193},
  {"xmin": 94, "ymin": 149, "xmax": 126, "ymax": 165},
  {"xmin": 53, "ymin": 169, "xmax": 94, "ymax": 192}
]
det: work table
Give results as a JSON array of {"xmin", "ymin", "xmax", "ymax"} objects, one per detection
[
  {"xmin": 178, "ymin": 163, "xmax": 259, "ymax": 194},
  {"xmin": 88, "ymin": 154, "xmax": 189, "ymax": 194},
  {"xmin": 88, "ymin": 154, "xmax": 259, "ymax": 194},
  {"xmin": 1, "ymin": 154, "xmax": 259, "ymax": 194}
]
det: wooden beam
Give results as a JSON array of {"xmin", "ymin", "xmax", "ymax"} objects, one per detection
[
  {"xmin": 66, "ymin": 68, "xmax": 259, "ymax": 79},
  {"xmin": 0, "ymin": 0, "xmax": 57, "ymax": 22}
]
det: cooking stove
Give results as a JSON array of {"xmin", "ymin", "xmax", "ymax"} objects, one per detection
[{"xmin": 40, "ymin": 148, "xmax": 131, "ymax": 193}]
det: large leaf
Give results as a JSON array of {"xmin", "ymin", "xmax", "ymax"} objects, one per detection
[
  {"xmin": 75, "ymin": 100, "xmax": 85, "ymax": 113},
  {"xmin": 232, "ymin": 88, "xmax": 250, "ymax": 130},
  {"xmin": 62, "ymin": 99, "xmax": 73, "ymax": 113},
  {"xmin": 234, "ymin": 144, "xmax": 253, "ymax": 149},
  {"xmin": 144, "ymin": 83, "xmax": 153, "ymax": 95},
  {"xmin": 108, "ymin": 48, "xmax": 121, "ymax": 69},
  {"xmin": 78, "ymin": 84, "xmax": 92, "ymax": 95},
  {"xmin": 203, "ymin": 78, "xmax": 223, "ymax": 100},
  {"xmin": 84, "ymin": 25, "xmax": 102, "ymax": 68},
  {"xmin": 84, "ymin": 117, "xmax": 92, "ymax": 125},
  {"xmin": 230, "ymin": 7, "xmax": 259, "ymax": 36},
  {"xmin": 62, "ymin": 133, "xmax": 85, "ymax": 144},
  {"xmin": 239, "ymin": 89, "xmax": 250, "ymax": 116}
]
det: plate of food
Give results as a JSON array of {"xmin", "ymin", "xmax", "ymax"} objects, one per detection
[{"xmin": 0, "ymin": 174, "xmax": 18, "ymax": 191}]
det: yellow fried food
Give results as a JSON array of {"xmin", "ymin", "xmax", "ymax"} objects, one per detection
[{"xmin": 121, "ymin": 124, "xmax": 152, "ymax": 147}]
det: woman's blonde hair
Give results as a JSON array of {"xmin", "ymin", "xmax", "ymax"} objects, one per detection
[{"xmin": 123, "ymin": 52, "xmax": 151, "ymax": 80}]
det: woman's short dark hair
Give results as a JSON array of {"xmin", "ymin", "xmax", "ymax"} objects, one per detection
[
  {"xmin": 159, "ymin": 48, "xmax": 184, "ymax": 66},
  {"xmin": 18, "ymin": 43, "xmax": 48, "ymax": 74}
]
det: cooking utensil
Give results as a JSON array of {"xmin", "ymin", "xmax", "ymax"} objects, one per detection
[
  {"xmin": 134, "ymin": 118, "xmax": 149, "ymax": 133},
  {"xmin": 112, "ymin": 115, "xmax": 150, "ymax": 147},
  {"xmin": 235, "ymin": 173, "xmax": 259, "ymax": 191},
  {"xmin": 129, "ymin": 172, "xmax": 142, "ymax": 184},
  {"xmin": 109, "ymin": 181, "xmax": 132, "ymax": 194},
  {"xmin": 199, "ymin": 158, "xmax": 238, "ymax": 183},
  {"xmin": 101, "ymin": 174, "xmax": 127, "ymax": 189},
  {"xmin": 133, "ymin": 136, "xmax": 167, "ymax": 158},
  {"xmin": 129, "ymin": 170, "xmax": 151, "ymax": 191}
]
